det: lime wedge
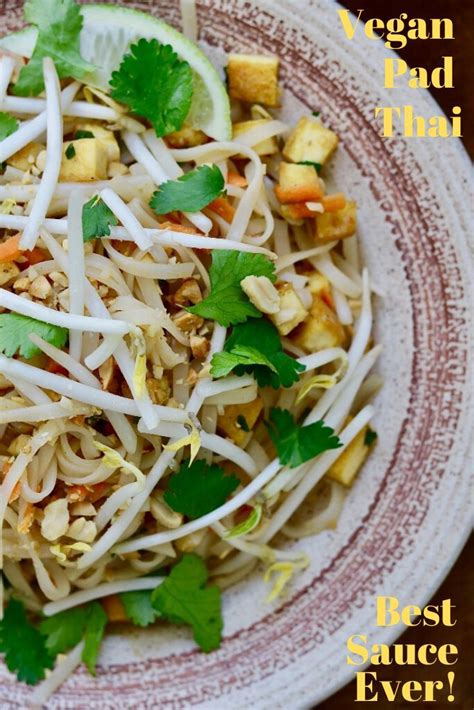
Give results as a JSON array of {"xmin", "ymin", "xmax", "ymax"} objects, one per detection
[{"xmin": 0, "ymin": 4, "xmax": 231, "ymax": 141}]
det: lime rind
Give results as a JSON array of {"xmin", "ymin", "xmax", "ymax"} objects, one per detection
[{"xmin": 0, "ymin": 4, "xmax": 231, "ymax": 141}]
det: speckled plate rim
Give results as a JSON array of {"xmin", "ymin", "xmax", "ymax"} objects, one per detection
[{"xmin": 0, "ymin": 0, "xmax": 472, "ymax": 708}]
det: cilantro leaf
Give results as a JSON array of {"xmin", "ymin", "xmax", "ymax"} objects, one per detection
[
  {"xmin": 40, "ymin": 607, "xmax": 88, "ymax": 656},
  {"xmin": 151, "ymin": 554, "xmax": 223, "ymax": 652},
  {"xmin": 0, "ymin": 598, "xmax": 54, "ymax": 685},
  {"xmin": 0, "ymin": 314, "xmax": 68, "ymax": 359},
  {"xmin": 120, "ymin": 591, "xmax": 159, "ymax": 627},
  {"xmin": 110, "ymin": 38, "xmax": 193, "ymax": 137},
  {"xmin": 0, "ymin": 112, "xmax": 19, "ymax": 141},
  {"xmin": 82, "ymin": 196, "xmax": 118, "ymax": 241},
  {"xmin": 164, "ymin": 458, "xmax": 240, "ymax": 520},
  {"xmin": 82, "ymin": 602, "xmax": 107, "ymax": 675},
  {"xmin": 213, "ymin": 318, "xmax": 305, "ymax": 388},
  {"xmin": 149, "ymin": 165, "xmax": 225, "ymax": 214},
  {"xmin": 14, "ymin": 0, "xmax": 94, "ymax": 96},
  {"xmin": 298, "ymin": 160, "xmax": 322, "ymax": 173},
  {"xmin": 188, "ymin": 251, "xmax": 276, "ymax": 326},
  {"xmin": 65, "ymin": 143, "xmax": 76, "ymax": 160},
  {"xmin": 364, "ymin": 428, "xmax": 378, "ymax": 446},
  {"xmin": 210, "ymin": 344, "xmax": 277, "ymax": 378},
  {"xmin": 266, "ymin": 408, "xmax": 342, "ymax": 468},
  {"xmin": 74, "ymin": 130, "xmax": 94, "ymax": 139},
  {"xmin": 40, "ymin": 602, "xmax": 107, "ymax": 676}
]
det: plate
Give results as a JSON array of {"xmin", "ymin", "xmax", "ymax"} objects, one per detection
[{"xmin": 0, "ymin": 1, "xmax": 472, "ymax": 708}]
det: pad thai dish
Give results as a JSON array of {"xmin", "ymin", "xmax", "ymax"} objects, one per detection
[{"xmin": 0, "ymin": 0, "xmax": 380, "ymax": 702}]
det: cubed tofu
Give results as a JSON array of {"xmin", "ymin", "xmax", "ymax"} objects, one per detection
[
  {"xmin": 217, "ymin": 398, "xmax": 264, "ymax": 446},
  {"xmin": 283, "ymin": 116, "xmax": 338, "ymax": 165},
  {"xmin": 227, "ymin": 54, "xmax": 280, "ymax": 107},
  {"xmin": 327, "ymin": 420, "xmax": 374, "ymax": 486},
  {"xmin": 269, "ymin": 282, "xmax": 308, "ymax": 336},
  {"xmin": 8, "ymin": 141, "xmax": 45, "ymax": 171},
  {"xmin": 276, "ymin": 162, "xmax": 323, "ymax": 203},
  {"xmin": 306, "ymin": 272, "xmax": 330, "ymax": 297},
  {"xmin": 293, "ymin": 295, "xmax": 345, "ymax": 352},
  {"xmin": 74, "ymin": 121, "xmax": 120, "ymax": 161},
  {"xmin": 233, "ymin": 119, "xmax": 278, "ymax": 156},
  {"xmin": 59, "ymin": 139, "xmax": 109, "ymax": 182},
  {"xmin": 0, "ymin": 262, "xmax": 20, "ymax": 286},
  {"xmin": 315, "ymin": 200, "xmax": 357, "ymax": 243},
  {"xmin": 166, "ymin": 126, "xmax": 208, "ymax": 148}
]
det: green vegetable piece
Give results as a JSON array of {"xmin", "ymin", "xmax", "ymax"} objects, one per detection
[
  {"xmin": 298, "ymin": 160, "xmax": 322, "ymax": 173},
  {"xmin": 0, "ymin": 598, "xmax": 54, "ymax": 685},
  {"xmin": 74, "ymin": 130, "xmax": 94, "ymax": 139},
  {"xmin": 65, "ymin": 143, "xmax": 76, "ymax": 160},
  {"xmin": 149, "ymin": 165, "xmax": 225, "ymax": 214},
  {"xmin": 0, "ymin": 112, "xmax": 19, "ymax": 141},
  {"xmin": 110, "ymin": 38, "xmax": 193, "ymax": 137},
  {"xmin": 151, "ymin": 554, "xmax": 223, "ymax": 652},
  {"xmin": 236, "ymin": 414, "xmax": 249, "ymax": 432},
  {"xmin": 82, "ymin": 602, "xmax": 107, "ymax": 675},
  {"xmin": 188, "ymin": 251, "xmax": 276, "ymax": 327},
  {"xmin": 210, "ymin": 344, "xmax": 277, "ymax": 378},
  {"xmin": 0, "ymin": 313, "xmax": 68, "ymax": 359},
  {"xmin": 164, "ymin": 458, "xmax": 239, "ymax": 520},
  {"xmin": 266, "ymin": 407, "xmax": 342, "ymax": 468},
  {"xmin": 82, "ymin": 195, "xmax": 118, "ymax": 241},
  {"xmin": 40, "ymin": 607, "xmax": 88, "ymax": 657},
  {"xmin": 14, "ymin": 0, "xmax": 94, "ymax": 96},
  {"xmin": 364, "ymin": 428, "xmax": 378, "ymax": 447},
  {"xmin": 213, "ymin": 318, "xmax": 305, "ymax": 388},
  {"xmin": 120, "ymin": 591, "xmax": 159, "ymax": 627}
]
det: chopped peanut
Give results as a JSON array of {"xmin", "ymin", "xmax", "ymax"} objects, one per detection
[
  {"xmin": 173, "ymin": 279, "xmax": 202, "ymax": 306},
  {"xmin": 41, "ymin": 498, "xmax": 69, "ymax": 541},
  {"xmin": 146, "ymin": 376, "xmax": 170, "ymax": 405},
  {"xmin": 29, "ymin": 274, "xmax": 51, "ymax": 300},
  {"xmin": 241, "ymin": 275, "xmax": 280, "ymax": 314},
  {"xmin": 190, "ymin": 335, "xmax": 210, "ymax": 359},
  {"xmin": 0, "ymin": 262, "xmax": 20, "ymax": 287},
  {"xmin": 269, "ymin": 282, "xmax": 308, "ymax": 336},
  {"xmin": 173, "ymin": 310, "xmax": 204, "ymax": 332},
  {"xmin": 66, "ymin": 517, "xmax": 97, "ymax": 543}
]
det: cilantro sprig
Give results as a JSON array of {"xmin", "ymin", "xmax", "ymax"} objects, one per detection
[
  {"xmin": 0, "ymin": 112, "xmax": 19, "ymax": 142},
  {"xmin": 110, "ymin": 38, "xmax": 193, "ymax": 137},
  {"xmin": 82, "ymin": 196, "xmax": 118, "ymax": 241},
  {"xmin": 188, "ymin": 251, "xmax": 276, "ymax": 326},
  {"xmin": 120, "ymin": 591, "xmax": 159, "ymax": 628},
  {"xmin": 149, "ymin": 165, "xmax": 225, "ymax": 214},
  {"xmin": 266, "ymin": 408, "xmax": 342, "ymax": 468},
  {"xmin": 211, "ymin": 318, "xmax": 305, "ymax": 388},
  {"xmin": 151, "ymin": 554, "xmax": 223, "ymax": 652},
  {"xmin": 14, "ymin": 0, "xmax": 94, "ymax": 96},
  {"xmin": 164, "ymin": 458, "xmax": 240, "ymax": 519},
  {"xmin": 0, "ymin": 598, "xmax": 54, "ymax": 685},
  {"xmin": 0, "ymin": 314, "xmax": 68, "ymax": 359}
]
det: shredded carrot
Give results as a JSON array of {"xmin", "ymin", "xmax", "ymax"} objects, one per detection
[
  {"xmin": 86, "ymin": 482, "xmax": 110, "ymax": 503},
  {"xmin": 102, "ymin": 594, "xmax": 127, "ymax": 623},
  {"xmin": 275, "ymin": 184, "xmax": 323, "ymax": 205},
  {"xmin": 227, "ymin": 171, "xmax": 248, "ymax": 188},
  {"xmin": 0, "ymin": 233, "xmax": 22, "ymax": 263},
  {"xmin": 24, "ymin": 247, "xmax": 47, "ymax": 266},
  {"xmin": 321, "ymin": 193, "xmax": 346, "ymax": 212},
  {"xmin": 158, "ymin": 220, "xmax": 200, "ymax": 235},
  {"xmin": 321, "ymin": 290, "xmax": 335, "ymax": 310},
  {"xmin": 208, "ymin": 197, "xmax": 236, "ymax": 223}
]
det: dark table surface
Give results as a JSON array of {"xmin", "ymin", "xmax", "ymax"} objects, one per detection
[{"xmin": 320, "ymin": 2, "xmax": 473, "ymax": 708}]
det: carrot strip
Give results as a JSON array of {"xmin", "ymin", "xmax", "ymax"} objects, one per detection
[
  {"xmin": 0, "ymin": 233, "xmax": 21, "ymax": 263},
  {"xmin": 102, "ymin": 595, "xmax": 127, "ymax": 623},
  {"xmin": 227, "ymin": 171, "xmax": 248, "ymax": 188},
  {"xmin": 158, "ymin": 221, "xmax": 200, "ymax": 235},
  {"xmin": 208, "ymin": 197, "xmax": 236, "ymax": 223},
  {"xmin": 24, "ymin": 247, "xmax": 48, "ymax": 266},
  {"xmin": 275, "ymin": 184, "xmax": 323, "ymax": 204},
  {"xmin": 46, "ymin": 358, "xmax": 68, "ymax": 376},
  {"xmin": 321, "ymin": 193, "xmax": 346, "ymax": 212}
]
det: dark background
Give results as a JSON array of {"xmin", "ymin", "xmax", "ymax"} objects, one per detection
[{"xmin": 320, "ymin": 2, "xmax": 473, "ymax": 708}]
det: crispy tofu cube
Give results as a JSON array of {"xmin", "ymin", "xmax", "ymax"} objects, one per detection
[
  {"xmin": 283, "ymin": 116, "xmax": 338, "ymax": 165},
  {"xmin": 59, "ymin": 139, "xmax": 109, "ymax": 182},
  {"xmin": 0, "ymin": 262, "xmax": 20, "ymax": 286},
  {"xmin": 233, "ymin": 119, "xmax": 278, "ymax": 156},
  {"xmin": 8, "ymin": 141, "xmax": 45, "ymax": 171},
  {"xmin": 269, "ymin": 282, "xmax": 308, "ymax": 336},
  {"xmin": 166, "ymin": 126, "xmax": 208, "ymax": 148},
  {"xmin": 276, "ymin": 162, "xmax": 323, "ymax": 203},
  {"xmin": 217, "ymin": 398, "xmax": 263, "ymax": 446},
  {"xmin": 315, "ymin": 200, "xmax": 357, "ymax": 243},
  {"xmin": 327, "ymin": 420, "xmax": 374, "ymax": 487},
  {"xmin": 293, "ymin": 295, "xmax": 345, "ymax": 352},
  {"xmin": 74, "ymin": 121, "xmax": 120, "ymax": 161},
  {"xmin": 227, "ymin": 54, "xmax": 280, "ymax": 107}
]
